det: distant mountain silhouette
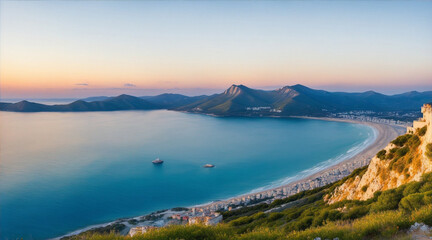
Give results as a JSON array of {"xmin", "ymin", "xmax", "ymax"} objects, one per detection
[
  {"xmin": 0, "ymin": 100, "xmax": 53, "ymax": 112},
  {"xmin": 143, "ymin": 93, "xmax": 207, "ymax": 109},
  {"xmin": 1, "ymin": 84, "xmax": 431, "ymax": 116},
  {"xmin": 0, "ymin": 95, "xmax": 159, "ymax": 112}
]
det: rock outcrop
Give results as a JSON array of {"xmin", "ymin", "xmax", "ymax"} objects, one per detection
[{"xmin": 328, "ymin": 104, "xmax": 432, "ymax": 204}]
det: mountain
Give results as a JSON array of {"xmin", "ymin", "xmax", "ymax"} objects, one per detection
[
  {"xmin": 0, "ymin": 94, "xmax": 159, "ymax": 112},
  {"xmin": 1, "ymin": 84, "xmax": 432, "ymax": 114},
  {"xmin": 144, "ymin": 93, "xmax": 208, "ymax": 109},
  {"xmin": 79, "ymin": 94, "xmax": 207, "ymax": 109},
  {"xmin": 179, "ymin": 84, "xmax": 432, "ymax": 116},
  {"xmin": 0, "ymin": 100, "xmax": 53, "ymax": 112},
  {"xmin": 177, "ymin": 84, "xmax": 276, "ymax": 114}
]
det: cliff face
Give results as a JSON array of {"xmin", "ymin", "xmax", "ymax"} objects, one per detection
[{"xmin": 328, "ymin": 104, "xmax": 432, "ymax": 204}]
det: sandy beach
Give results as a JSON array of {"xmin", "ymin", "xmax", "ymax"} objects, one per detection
[
  {"xmin": 290, "ymin": 117, "xmax": 405, "ymax": 182},
  {"xmin": 283, "ymin": 118, "xmax": 405, "ymax": 190},
  {"xmin": 195, "ymin": 117, "xmax": 405, "ymax": 210}
]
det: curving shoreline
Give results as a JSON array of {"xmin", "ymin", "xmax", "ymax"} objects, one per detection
[
  {"xmin": 192, "ymin": 118, "xmax": 404, "ymax": 211},
  {"xmin": 57, "ymin": 117, "xmax": 405, "ymax": 239}
]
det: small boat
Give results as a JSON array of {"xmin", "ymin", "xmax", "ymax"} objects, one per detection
[
  {"xmin": 152, "ymin": 158, "xmax": 164, "ymax": 164},
  {"xmin": 203, "ymin": 164, "xmax": 215, "ymax": 168}
]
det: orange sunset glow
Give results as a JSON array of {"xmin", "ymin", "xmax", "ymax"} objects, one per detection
[{"xmin": 1, "ymin": 1, "xmax": 431, "ymax": 98}]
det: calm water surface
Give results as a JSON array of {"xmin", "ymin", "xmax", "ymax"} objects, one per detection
[{"xmin": 0, "ymin": 110, "xmax": 374, "ymax": 239}]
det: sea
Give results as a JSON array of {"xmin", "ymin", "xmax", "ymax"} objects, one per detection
[{"xmin": 0, "ymin": 110, "xmax": 375, "ymax": 239}]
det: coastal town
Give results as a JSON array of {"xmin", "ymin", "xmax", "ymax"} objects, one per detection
[
  {"xmin": 328, "ymin": 110, "xmax": 416, "ymax": 127},
  {"xmin": 244, "ymin": 105, "xmax": 415, "ymax": 127},
  {"xmin": 127, "ymin": 208, "xmax": 223, "ymax": 237}
]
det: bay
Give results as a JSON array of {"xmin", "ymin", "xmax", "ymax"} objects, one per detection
[{"xmin": 0, "ymin": 110, "xmax": 374, "ymax": 239}]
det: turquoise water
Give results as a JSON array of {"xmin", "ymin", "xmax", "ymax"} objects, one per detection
[{"xmin": 0, "ymin": 110, "xmax": 374, "ymax": 240}]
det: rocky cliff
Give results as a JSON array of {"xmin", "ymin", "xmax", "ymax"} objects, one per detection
[{"xmin": 328, "ymin": 104, "xmax": 432, "ymax": 203}]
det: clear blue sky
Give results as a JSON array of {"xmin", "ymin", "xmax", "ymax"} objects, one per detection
[{"xmin": 1, "ymin": 0, "xmax": 431, "ymax": 98}]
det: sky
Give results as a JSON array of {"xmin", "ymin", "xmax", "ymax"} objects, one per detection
[{"xmin": 1, "ymin": 0, "xmax": 432, "ymax": 99}]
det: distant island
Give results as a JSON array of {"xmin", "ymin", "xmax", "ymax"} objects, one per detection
[{"xmin": 1, "ymin": 84, "xmax": 431, "ymax": 122}]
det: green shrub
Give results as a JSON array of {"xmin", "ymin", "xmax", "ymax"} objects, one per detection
[
  {"xmin": 342, "ymin": 206, "xmax": 369, "ymax": 220},
  {"xmin": 252, "ymin": 212, "xmax": 266, "ymax": 220},
  {"xmin": 135, "ymin": 224, "xmax": 235, "ymax": 240},
  {"xmin": 395, "ymin": 146, "xmax": 409, "ymax": 158},
  {"xmin": 399, "ymin": 194, "xmax": 425, "ymax": 211},
  {"xmin": 222, "ymin": 203, "xmax": 268, "ymax": 222},
  {"xmin": 295, "ymin": 216, "xmax": 314, "ymax": 230},
  {"xmin": 230, "ymin": 216, "xmax": 254, "ymax": 226},
  {"xmin": 285, "ymin": 211, "xmax": 410, "ymax": 240},
  {"xmin": 326, "ymin": 209, "xmax": 343, "ymax": 221},
  {"xmin": 417, "ymin": 126, "xmax": 427, "ymax": 136},
  {"xmin": 386, "ymin": 152, "xmax": 395, "ymax": 160},
  {"xmin": 311, "ymin": 210, "xmax": 329, "ymax": 227},
  {"xmin": 421, "ymin": 172, "xmax": 432, "ymax": 182},
  {"xmin": 237, "ymin": 228, "xmax": 283, "ymax": 240},
  {"xmin": 361, "ymin": 185, "xmax": 369, "ymax": 192},
  {"xmin": 61, "ymin": 223, "xmax": 126, "ymax": 240},
  {"xmin": 370, "ymin": 189, "xmax": 402, "ymax": 212},
  {"xmin": 267, "ymin": 212, "xmax": 284, "ymax": 221},
  {"xmin": 426, "ymin": 143, "xmax": 432, "ymax": 160},
  {"xmin": 411, "ymin": 204, "xmax": 432, "ymax": 225},
  {"xmin": 376, "ymin": 150, "xmax": 387, "ymax": 160},
  {"xmin": 420, "ymin": 182, "xmax": 432, "ymax": 193},
  {"xmin": 407, "ymin": 135, "xmax": 421, "ymax": 149},
  {"xmin": 391, "ymin": 134, "xmax": 412, "ymax": 147},
  {"xmin": 402, "ymin": 181, "xmax": 421, "ymax": 196},
  {"xmin": 399, "ymin": 191, "xmax": 432, "ymax": 212}
]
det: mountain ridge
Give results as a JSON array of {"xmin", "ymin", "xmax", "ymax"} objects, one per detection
[{"xmin": 1, "ymin": 84, "xmax": 431, "ymax": 115}]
